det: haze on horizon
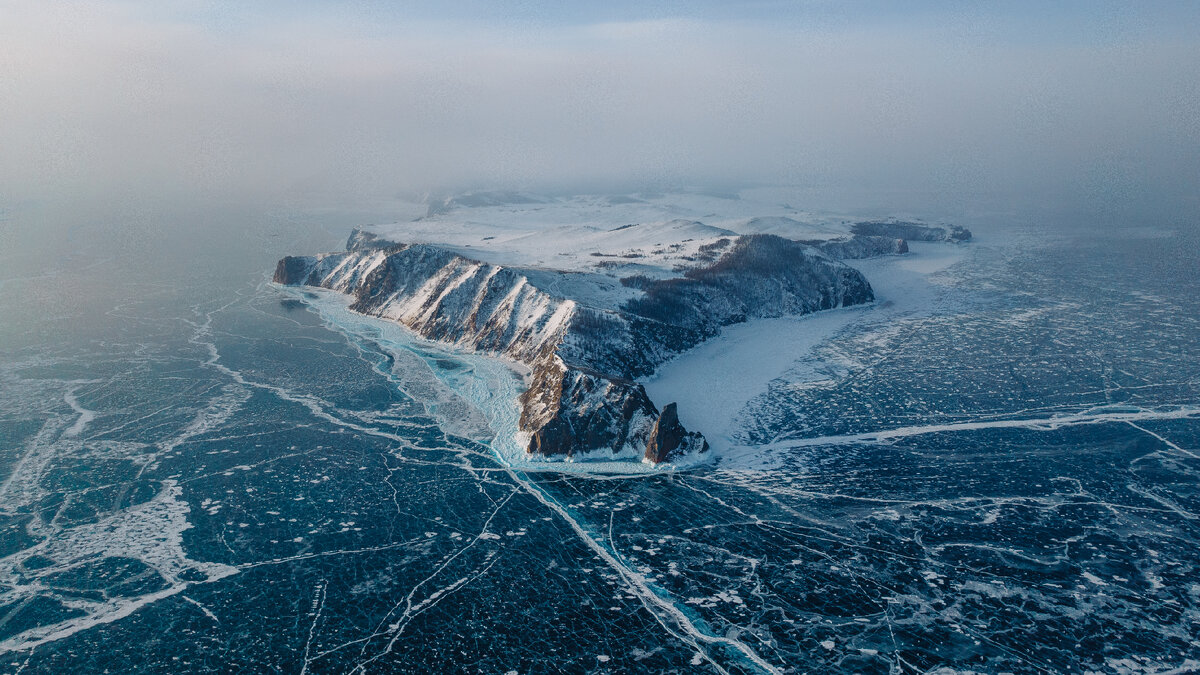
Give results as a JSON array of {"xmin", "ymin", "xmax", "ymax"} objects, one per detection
[{"xmin": 1, "ymin": 0, "xmax": 1198, "ymax": 226}]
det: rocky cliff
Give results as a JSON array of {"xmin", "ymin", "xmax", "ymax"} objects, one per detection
[
  {"xmin": 275, "ymin": 228, "xmax": 874, "ymax": 464},
  {"xmin": 852, "ymin": 220, "xmax": 971, "ymax": 242},
  {"xmin": 806, "ymin": 234, "xmax": 909, "ymax": 259}
]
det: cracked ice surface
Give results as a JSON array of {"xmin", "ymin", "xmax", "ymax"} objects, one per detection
[{"xmin": 0, "ymin": 214, "xmax": 1198, "ymax": 673}]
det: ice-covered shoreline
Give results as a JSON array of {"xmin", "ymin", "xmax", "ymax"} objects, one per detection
[
  {"xmin": 288, "ymin": 287, "xmax": 696, "ymax": 474},
  {"xmin": 646, "ymin": 241, "xmax": 971, "ymax": 466},
  {"xmin": 282, "ymin": 239, "xmax": 973, "ymax": 475},
  {"xmin": 274, "ymin": 191, "xmax": 972, "ymax": 471}
]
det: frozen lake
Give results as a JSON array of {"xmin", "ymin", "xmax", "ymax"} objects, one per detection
[{"xmin": 1, "ymin": 212, "xmax": 1198, "ymax": 673}]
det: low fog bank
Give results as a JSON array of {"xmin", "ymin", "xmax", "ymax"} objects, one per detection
[{"xmin": 1, "ymin": 2, "xmax": 1197, "ymax": 235}]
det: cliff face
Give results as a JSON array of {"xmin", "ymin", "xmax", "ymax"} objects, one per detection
[
  {"xmin": 645, "ymin": 403, "xmax": 706, "ymax": 464},
  {"xmin": 852, "ymin": 220, "xmax": 972, "ymax": 242},
  {"xmin": 623, "ymin": 235, "xmax": 873, "ymax": 338},
  {"xmin": 276, "ymin": 242, "xmax": 572, "ymax": 364},
  {"xmin": 275, "ymin": 229, "xmax": 874, "ymax": 464},
  {"xmin": 808, "ymin": 235, "xmax": 909, "ymax": 259},
  {"xmin": 518, "ymin": 353, "xmax": 667, "ymax": 459}
]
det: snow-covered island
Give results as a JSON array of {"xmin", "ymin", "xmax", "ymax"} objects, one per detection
[{"xmin": 274, "ymin": 191, "xmax": 968, "ymax": 466}]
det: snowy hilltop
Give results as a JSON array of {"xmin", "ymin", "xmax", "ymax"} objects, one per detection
[{"xmin": 274, "ymin": 190, "xmax": 960, "ymax": 466}]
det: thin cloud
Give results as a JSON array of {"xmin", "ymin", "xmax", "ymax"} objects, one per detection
[{"xmin": 1, "ymin": 1, "xmax": 1197, "ymax": 221}]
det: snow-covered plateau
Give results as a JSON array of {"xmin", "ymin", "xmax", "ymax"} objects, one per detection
[{"xmin": 273, "ymin": 190, "xmax": 969, "ymax": 468}]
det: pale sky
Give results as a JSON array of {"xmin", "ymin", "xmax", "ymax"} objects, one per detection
[{"xmin": 2, "ymin": 1, "xmax": 1197, "ymax": 220}]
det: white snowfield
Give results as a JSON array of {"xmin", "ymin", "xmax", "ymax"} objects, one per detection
[
  {"xmin": 362, "ymin": 189, "xmax": 851, "ymax": 284},
  {"xmin": 309, "ymin": 188, "xmax": 967, "ymax": 470}
]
